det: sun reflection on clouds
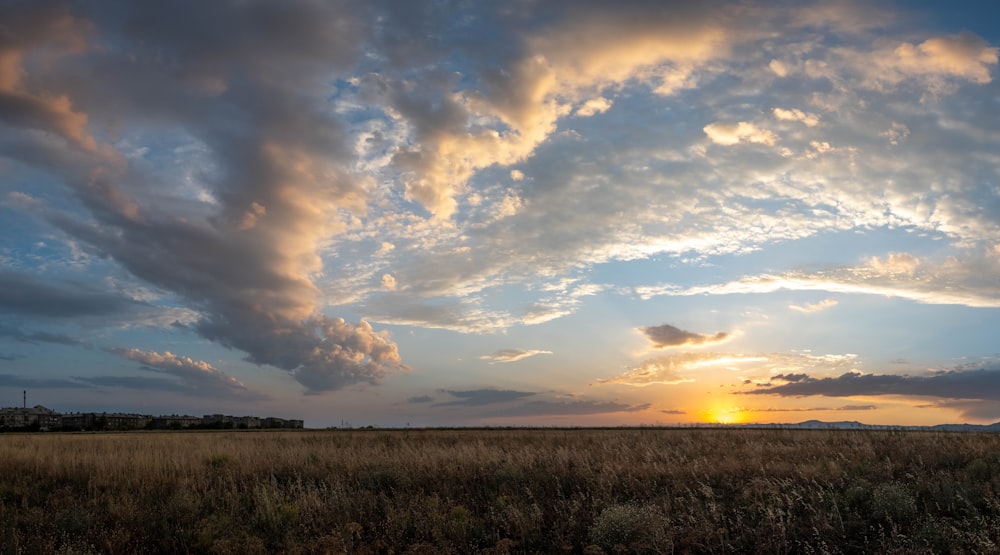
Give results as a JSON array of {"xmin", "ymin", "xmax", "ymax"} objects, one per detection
[{"xmin": 600, "ymin": 353, "xmax": 770, "ymax": 387}]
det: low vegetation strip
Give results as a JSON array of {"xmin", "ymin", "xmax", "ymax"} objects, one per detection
[{"xmin": 1, "ymin": 428, "xmax": 999, "ymax": 553}]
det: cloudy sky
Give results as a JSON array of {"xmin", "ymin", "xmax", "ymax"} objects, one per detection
[{"xmin": 2, "ymin": 0, "xmax": 1000, "ymax": 427}]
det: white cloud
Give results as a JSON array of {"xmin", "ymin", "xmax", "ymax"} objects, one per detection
[
  {"xmin": 892, "ymin": 33, "xmax": 998, "ymax": 84},
  {"xmin": 773, "ymin": 107, "xmax": 820, "ymax": 127},
  {"xmin": 868, "ymin": 253, "xmax": 920, "ymax": 276},
  {"xmin": 575, "ymin": 97, "xmax": 613, "ymax": 117},
  {"xmin": 703, "ymin": 121, "xmax": 778, "ymax": 146},
  {"xmin": 600, "ymin": 352, "xmax": 768, "ymax": 386},
  {"xmin": 635, "ymin": 250, "xmax": 1000, "ymax": 308},
  {"xmin": 601, "ymin": 350, "xmax": 864, "ymax": 387},
  {"xmin": 789, "ymin": 299, "xmax": 838, "ymax": 314},
  {"xmin": 479, "ymin": 349, "xmax": 553, "ymax": 364},
  {"xmin": 380, "ymin": 273, "xmax": 397, "ymax": 290}
]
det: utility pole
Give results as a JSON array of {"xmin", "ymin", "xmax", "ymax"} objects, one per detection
[{"xmin": 23, "ymin": 390, "xmax": 26, "ymax": 409}]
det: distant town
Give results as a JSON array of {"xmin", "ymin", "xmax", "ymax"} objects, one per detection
[{"xmin": 0, "ymin": 403, "xmax": 303, "ymax": 432}]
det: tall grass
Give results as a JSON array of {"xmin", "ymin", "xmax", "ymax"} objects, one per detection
[{"xmin": 1, "ymin": 428, "xmax": 999, "ymax": 553}]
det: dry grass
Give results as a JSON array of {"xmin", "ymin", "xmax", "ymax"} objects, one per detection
[{"xmin": 1, "ymin": 428, "xmax": 1000, "ymax": 553}]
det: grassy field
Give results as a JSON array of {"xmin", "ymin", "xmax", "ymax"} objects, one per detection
[{"xmin": 1, "ymin": 428, "xmax": 999, "ymax": 554}]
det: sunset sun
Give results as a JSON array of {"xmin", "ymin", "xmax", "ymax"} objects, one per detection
[{"xmin": 706, "ymin": 406, "xmax": 746, "ymax": 425}]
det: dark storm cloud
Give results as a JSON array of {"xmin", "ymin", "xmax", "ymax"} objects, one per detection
[
  {"xmin": 0, "ymin": 373, "xmax": 89, "ymax": 389},
  {"xmin": 0, "ymin": 325, "xmax": 83, "ymax": 346},
  {"xmin": 1, "ymin": 2, "xmax": 406, "ymax": 393},
  {"xmin": 0, "ymin": 272, "xmax": 140, "ymax": 318},
  {"xmin": 0, "ymin": 2, "xmax": 95, "ymax": 151},
  {"xmin": 72, "ymin": 373, "xmax": 267, "ymax": 400},
  {"xmin": 433, "ymin": 388, "xmax": 537, "ymax": 407},
  {"xmin": 641, "ymin": 324, "xmax": 730, "ymax": 348},
  {"xmin": 73, "ymin": 375, "xmax": 192, "ymax": 394},
  {"xmin": 746, "ymin": 368, "xmax": 1000, "ymax": 401},
  {"xmin": 931, "ymin": 400, "xmax": 1000, "ymax": 421}
]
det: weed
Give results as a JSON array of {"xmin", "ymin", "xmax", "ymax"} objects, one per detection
[{"xmin": 0, "ymin": 429, "xmax": 999, "ymax": 553}]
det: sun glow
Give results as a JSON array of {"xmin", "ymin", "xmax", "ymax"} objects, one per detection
[{"xmin": 704, "ymin": 405, "xmax": 746, "ymax": 425}]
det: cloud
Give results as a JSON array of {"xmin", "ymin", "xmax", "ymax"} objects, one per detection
[
  {"xmin": 640, "ymin": 324, "xmax": 729, "ymax": 348},
  {"xmin": 365, "ymin": 2, "xmax": 733, "ymax": 218},
  {"xmin": 421, "ymin": 388, "xmax": 649, "ymax": 417},
  {"xmin": 0, "ymin": 373, "xmax": 89, "ymax": 389},
  {"xmin": 484, "ymin": 399, "xmax": 650, "ymax": 418},
  {"xmin": 602, "ymin": 351, "xmax": 860, "ymax": 387},
  {"xmin": 746, "ymin": 367, "xmax": 1000, "ymax": 402},
  {"xmin": 361, "ymin": 294, "xmax": 515, "ymax": 333},
  {"xmin": 634, "ymin": 251, "xmax": 1000, "ymax": 308},
  {"xmin": 0, "ymin": 3, "xmax": 406, "ymax": 393},
  {"xmin": 868, "ymin": 253, "xmax": 919, "ymax": 275},
  {"xmin": 108, "ymin": 347, "xmax": 249, "ymax": 394},
  {"xmin": 519, "ymin": 283, "xmax": 605, "ymax": 326},
  {"xmin": 773, "ymin": 107, "xmax": 820, "ymax": 127},
  {"xmin": 380, "ymin": 273, "xmax": 397, "ymax": 290},
  {"xmin": 433, "ymin": 389, "xmax": 537, "ymax": 407},
  {"xmin": 929, "ymin": 399, "xmax": 1000, "ymax": 421},
  {"xmin": 407, "ymin": 395, "xmax": 434, "ymax": 404},
  {"xmin": 575, "ymin": 97, "xmax": 613, "ymax": 117},
  {"xmin": 0, "ymin": 3, "xmax": 102, "ymax": 153},
  {"xmin": 601, "ymin": 352, "xmax": 765, "ymax": 386},
  {"xmin": 479, "ymin": 349, "xmax": 553, "ymax": 364},
  {"xmin": 4, "ymin": 1, "xmax": 1000, "ymax": 394},
  {"xmin": 703, "ymin": 121, "xmax": 777, "ymax": 146},
  {"xmin": 889, "ymin": 33, "xmax": 998, "ymax": 85},
  {"xmin": 0, "ymin": 271, "xmax": 141, "ymax": 318},
  {"xmin": 601, "ymin": 357, "xmax": 693, "ymax": 386},
  {"xmin": 72, "ymin": 375, "xmax": 199, "ymax": 395},
  {"xmin": 751, "ymin": 405, "xmax": 877, "ymax": 412},
  {"xmin": 0, "ymin": 326, "xmax": 84, "ymax": 346},
  {"xmin": 788, "ymin": 299, "xmax": 838, "ymax": 314},
  {"xmin": 0, "ymin": 271, "xmax": 189, "ymax": 329}
]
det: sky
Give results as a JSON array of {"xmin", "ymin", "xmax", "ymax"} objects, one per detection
[{"xmin": 2, "ymin": 0, "xmax": 1000, "ymax": 427}]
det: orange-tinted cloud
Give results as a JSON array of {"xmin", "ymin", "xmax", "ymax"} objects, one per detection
[{"xmin": 0, "ymin": 4, "xmax": 98, "ymax": 152}]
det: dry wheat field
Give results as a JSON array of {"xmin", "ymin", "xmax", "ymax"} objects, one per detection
[{"xmin": 1, "ymin": 428, "xmax": 1000, "ymax": 554}]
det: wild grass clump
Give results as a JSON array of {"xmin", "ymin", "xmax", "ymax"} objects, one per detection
[
  {"xmin": 1, "ymin": 428, "xmax": 1000, "ymax": 553},
  {"xmin": 588, "ymin": 502, "xmax": 669, "ymax": 553}
]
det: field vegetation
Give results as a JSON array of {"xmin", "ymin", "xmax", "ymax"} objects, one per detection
[{"xmin": 2, "ymin": 428, "xmax": 1000, "ymax": 553}]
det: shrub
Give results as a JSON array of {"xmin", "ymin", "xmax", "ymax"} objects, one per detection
[
  {"xmin": 588, "ymin": 503, "xmax": 669, "ymax": 553},
  {"xmin": 870, "ymin": 482, "xmax": 917, "ymax": 522}
]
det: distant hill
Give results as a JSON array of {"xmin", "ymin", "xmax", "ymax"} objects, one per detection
[{"xmin": 733, "ymin": 420, "xmax": 1000, "ymax": 432}]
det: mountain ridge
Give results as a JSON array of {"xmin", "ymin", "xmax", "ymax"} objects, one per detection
[{"xmin": 731, "ymin": 419, "xmax": 1000, "ymax": 432}]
